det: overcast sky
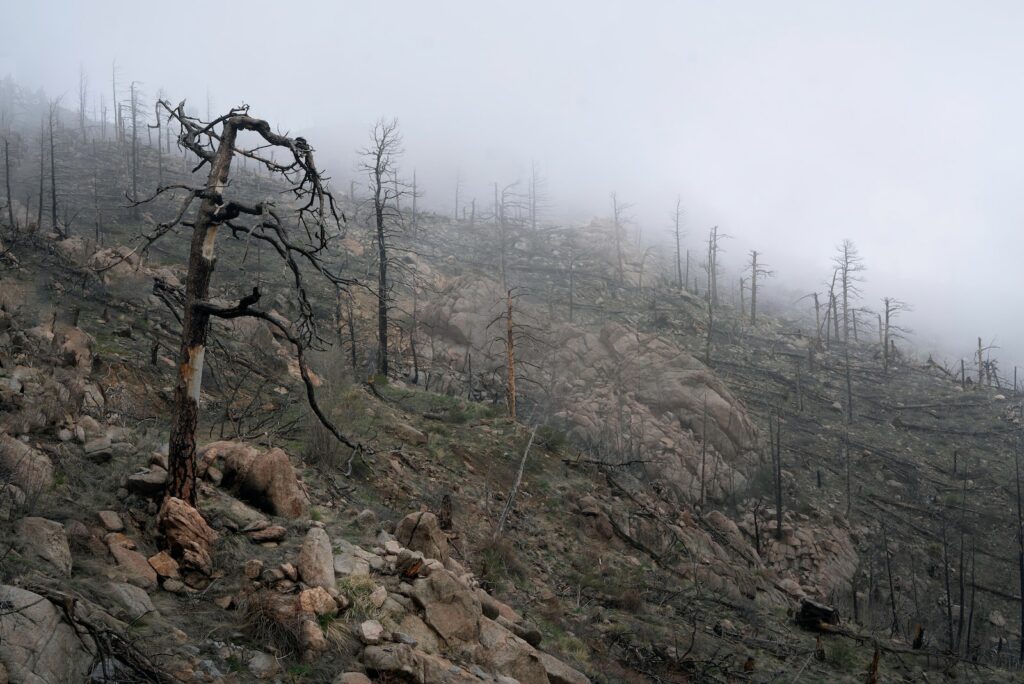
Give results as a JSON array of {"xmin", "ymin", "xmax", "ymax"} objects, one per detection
[{"xmin": 4, "ymin": 1, "xmax": 1024, "ymax": 369}]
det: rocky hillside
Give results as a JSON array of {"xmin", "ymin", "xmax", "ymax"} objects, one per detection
[{"xmin": 2, "ymin": 85, "xmax": 1024, "ymax": 683}]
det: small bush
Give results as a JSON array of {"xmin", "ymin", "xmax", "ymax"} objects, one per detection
[
  {"xmin": 237, "ymin": 590, "xmax": 303, "ymax": 654},
  {"xmin": 337, "ymin": 575, "xmax": 379, "ymax": 620},
  {"xmin": 478, "ymin": 537, "xmax": 527, "ymax": 591},
  {"xmin": 826, "ymin": 637, "xmax": 858, "ymax": 670}
]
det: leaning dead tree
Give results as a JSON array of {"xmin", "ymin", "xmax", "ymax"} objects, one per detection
[{"xmin": 135, "ymin": 101, "xmax": 360, "ymax": 520}]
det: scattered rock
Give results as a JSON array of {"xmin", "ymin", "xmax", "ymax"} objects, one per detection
[
  {"xmin": 147, "ymin": 551, "xmax": 181, "ymax": 580},
  {"xmin": 109, "ymin": 542, "xmax": 158, "ymax": 589},
  {"xmin": 247, "ymin": 651, "xmax": 280, "ymax": 679},
  {"xmin": 395, "ymin": 511, "xmax": 449, "ymax": 562},
  {"xmin": 297, "ymin": 527, "xmax": 334, "ymax": 590},
  {"xmin": 97, "ymin": 510, "xmax": 124, "ymax": 532},
  {"xmin": 245, "ymin": 559, "xmax": 264, "ymax": 580},
  {"xmin": 126, "ymin": 466, "xmax": 168, "ymax": 496},
  {"xmin": 411, "ymin": 568, "xmax": 481, "ymax": 645},
  {"xmin": 359, "ymin": 619, "xmax": 385, "ymax": 645},
  {"xmin": 157, "ymin": 497, "xmax": 218, "ymax": 577},
  {"xmin": 297, "ymin": 586, "xmax": 337, "ymax": 616},
  {"xmin": 370, "ymin": 585, "xmax": 388, "ymax": 608}
]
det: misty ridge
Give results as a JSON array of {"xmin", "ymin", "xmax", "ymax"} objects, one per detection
[{"xmin": 3, "ymin": 3, "xmax": 1024, "ymax": 684}]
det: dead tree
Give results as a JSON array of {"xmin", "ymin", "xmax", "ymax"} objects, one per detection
[
  {"xmin": 610, "ymin": 192, "xmax": 632, "ymax": 285},
  {"xmin": 769, "ymin": 413, "xmax": 783, "ymax": 540},
  {"xmin": 485, "ymin": 288, "xmax": 547, "ymax": 421},
  {"xmin": 705, "ymin": 226, "xmax": 728, "ymax": 308},
  {"xmin": 672, "ymin": 196, "xmax": 685, "ymax": 291},
  {"xmin": 359, "ymin": 118, "xmax": 404, "ymax": 377},
  {"xmin": 77, "ymin": 65, "xmax": 88, "ymax": 140},
  {"xmin": 47, "ymin": 99, "xmax": 59, "ymax": 236},
  {"xmin": 747, "ymin": 250, "xmax": 774, "ymax": 325},
  {"xmin": 2, "ymin": 137, "xmax": 14, "ymax": 231},
  {"xmin": 833, "ymin": 239, "xmax": 865, "ymax": 344},
  {"xmin": 880, "ymin": 297, "xmax": 910, "ymax": 373},
  {"xmin": 135, "ymin": 101, "xmax": 358, "ymax": 522}
]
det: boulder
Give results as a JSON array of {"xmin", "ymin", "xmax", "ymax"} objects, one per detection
[
  {"xmin": 475, "ymin": 617, "xmax": 548, "ymax": 683},
  {"xmin": 362, "ymin": 643, "xmax": 471, "ymax": 683},
  {"xmin": 108, "ymin": 543, "xmax": 158, "ymax": 590},
  {"xmin": 0, "ymin": 585, "xmax": 94, "ymax": 684},
  {"xmin": 537, "ymin": 652, "xmax": 590, "ymax": 684},
  {"xmin": 14, "ymin": 517, "xmax": 72, "ymax": 577},
  {"xmin": 106, "ymin": 582, "xmax": 157, "ymax": 621},
  {"xmin": 396, "ymin": 511, "xmax": 449, "ymax": 562},
  {"xmin": 157, "ymin": 497, "xmax": 218, "ymax": 577},
  {"xmin": 297, "ymin": 527, "xmax": 334, "ymax": 590},
  {"xmin": 203, "ymin": 442, "xmax": 309, "ymax": 518},
  {"xmin": 410, "ymin": 568, "xmax": 482, "ymax": 645}
]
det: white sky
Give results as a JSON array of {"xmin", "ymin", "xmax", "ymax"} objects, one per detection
[{"xmin": 3, "ymin": 0, "xmax": 1024, "ymax": 368}]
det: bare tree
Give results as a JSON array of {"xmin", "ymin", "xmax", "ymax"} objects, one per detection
[
  {"xmin": 672, "ymin": 196, "xmax": 685, "ymax": 291},
  {"xmin": 880, "ymin": 297, "xmax": 910, "ymax": 373},
  {"xmin": 359, "ymin": 118, "xmax": 404, "ymax": 377},
  {"xmin": 747, "ymin": 250, "xmax": 774, "ymax": 325},
  {"xmin": 47, "ymin": 99, "xmax": 60, "ymax": 236},
  {"xmin": 833, "ymin": 239, "xmax": 866, "ymax": 344},
  {"xmin": 610, "ymin": 192, "xmax": 632, "ymax": 285},
  {"xmin": 135, "ymin": 101, "xmax": 358, "ymax": 526},
  {"xmin": 2, "ymin": 137, "xmax": 14, "ymax": 231},
  {"xmin": 77, "ymin": 65, "xmax": 88, "ymax": 140}
]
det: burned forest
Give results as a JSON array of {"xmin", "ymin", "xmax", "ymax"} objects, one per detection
[{"xmin": 2, "ymin": 3, "xmax": 1024, "ymax": 683}]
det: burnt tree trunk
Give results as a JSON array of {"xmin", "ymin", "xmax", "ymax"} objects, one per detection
[{"xmin": 166, "ymin": 123, "xmax": 239, "ymax": 506}]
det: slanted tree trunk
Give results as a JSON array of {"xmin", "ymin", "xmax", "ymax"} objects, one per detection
[{"xmin": 37, "ymin": 120, "xmax": 45, "ymax": 231}]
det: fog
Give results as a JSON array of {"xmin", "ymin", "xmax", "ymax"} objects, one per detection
[{"xmin": 4, "ymin": 0, "xmax": 1024, "ymax": 369}]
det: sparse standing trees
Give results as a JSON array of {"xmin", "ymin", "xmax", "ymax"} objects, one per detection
[
  {"xmin": 360, "ymin": 118, "xmax": 404, "ymax": 377},
  {"xmin": 748, "ymin": 250, "xmax": 773, "ymax": 326}
]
